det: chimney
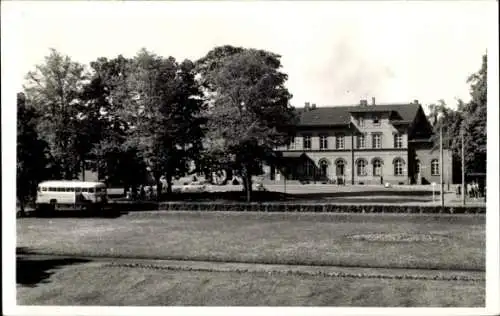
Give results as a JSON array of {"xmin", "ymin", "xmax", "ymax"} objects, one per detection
[
  {"xmin": 371, "ymin": 97, "xmax": 376, "ymax": 106},
  {"xmin": 413, "ymin": 99, "xmax": 419, "ymax": 104},
  {"xmin": 311, "ymin": 103, "xmax": 316, "ymax": 110},
  {"xmin": 360, "ymin": 99, "xmax": 368, "ymax": 106},
  {"xmin": 304, "ymin": 102, "xmax": 310, "ymax": 111}
]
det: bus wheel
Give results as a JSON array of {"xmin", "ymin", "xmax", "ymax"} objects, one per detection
[{"xmin": 36, "ymin": 205, "xmax": 50, "ymax": 217}]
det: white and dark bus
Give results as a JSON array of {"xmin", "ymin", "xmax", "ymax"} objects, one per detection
[{"xmin": 36, "ymin": 181, "xmax": 108, "ymax": 213}]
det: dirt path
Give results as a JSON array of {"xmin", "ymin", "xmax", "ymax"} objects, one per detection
[
  {"xmin": 18, "ymin": 253, "xmax": 484, "ymax": 282},
  {"xmin": 16, "ymin": 254, "xmax": 485, "ymax": 306}
]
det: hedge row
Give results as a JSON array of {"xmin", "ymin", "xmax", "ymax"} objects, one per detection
[
  {"xmin": 109, "ymin": 201, "xmax": 485, "ymax": 214},
  {"xmin": 106, "ymin": 262, "xmax": 484, "ymax": 282}
]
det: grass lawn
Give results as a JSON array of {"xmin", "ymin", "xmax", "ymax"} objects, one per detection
[
  {"xmin": 16, "ymin": 261, "xmax": 484, "ymax": 306},
  {"xmin": 17, "ymin": 212, "xmax": 485, "ymax": 271}
]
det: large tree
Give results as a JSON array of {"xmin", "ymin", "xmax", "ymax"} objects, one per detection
[
  {"xmin": 428, "ymin": 99, "xmax": 464, "ymax": 155},
  {"xmin": 120, "ymin": 49, "xmax": 205, "ymax": 198},
  {"xmin": 23, "ymin": 49, "xmax": 88, "ymax": 179},
  {"xmin": 427, "ymin": 53, "xmax": 487, "ymax": 180},
  {"xmin": 462, "ymin": 53, "xmax": 487, "ymax": 174},
  {"xmin": 81, "ymin": 55, "xmax": 148, "ymax": 191},
  {"xmin": 17, "ymin": 92, "xmax": 49, "ymax": 215},
  {"xmin": 196, "ymin": 46, "xmax": 296, "ymax": 202}
]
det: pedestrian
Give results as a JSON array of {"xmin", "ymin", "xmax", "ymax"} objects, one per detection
[
  {"xmin": 456, "ymin": 184, "xmax": 461, "ymax": 197},
  {"xmin": 474, "ymin": 181, "xmax": 480, "ymax": 198},
  {"xmin": 139, "ymin": 185, "xmax": 145, "ymax": 200},
  {"xmin": 466, "ymin": 183, "xmax": 472, "ymax": 198}
]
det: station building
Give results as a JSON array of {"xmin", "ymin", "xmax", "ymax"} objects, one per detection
[{"xmin": 267, "ymin": 99, "xmax": 453, "ymax": 186}]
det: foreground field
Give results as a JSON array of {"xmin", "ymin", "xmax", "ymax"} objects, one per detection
[
  {"xmin": 16, "ymin": 258, "xmax": 484, "ymax": 306},
  {"xmin": 16, "ymin": 211, "xmax": 485, "ymax": 306},
  {"xmin": 17, "ymin": 212, "xmax": 485, "ymax": 271}
]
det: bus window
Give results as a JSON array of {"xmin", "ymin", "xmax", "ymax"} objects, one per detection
[
  {"xmin": 88, "ymin": 188, "xmax": 95, "ymax": 193},
  {"xmin": 82, "ymin": 188, "xmax": 88, "ymax": 193},
  {"xmin": 41, "ymin": 187, "xmax": 47, "ymax": 192},
  {"xmin": 75, "ymin": 187, "xmax": 82, "ymax": 193},
  {"xmin": 49, "ymin": 187, "xmax": 55, "ymax": 191},
  {"xmin": 56, "ymin": 188, "xmax": 63, "ymax": 192}
]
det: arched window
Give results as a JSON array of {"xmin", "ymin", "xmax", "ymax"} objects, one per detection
[
  {"xmin": 319, "ymin": 159, "xmax": 329, "ymax": 177},
  {"xmin": 357, "ymin": 159, "xmax": 367, "ymax": 176},
  {"xmin": 304, "ymin": 159, "xmax": 314, "ymax": 177},
  {"xmin": 373, "ymin": 159, "xmax": 382, "ymax": 176},
  {"xmin": 394, "ymin": 158, "xmax": 404, "ymax": 176},
  {"xmin": 431, "ymin": 159, "xmax": 439, "ymax": 176},
  {"xmin": 336, "ymin": 159, "xmax": 345, "ymax": 176}
]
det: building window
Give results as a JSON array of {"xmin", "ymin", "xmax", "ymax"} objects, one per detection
[
  {"xmin": 394, "ymin": 158, "xmax": 404, "ymax": 176},
  {"xmin": 336, "ymin": 134, "xmax": 345, "ymax": 149},
  {"xmin": 357, "ymin": 159, "xmax": 367, "ymax": 176},
  {"xmin": 416, "ymin": 160, "xmax": 421, "ymax": 174},
  {"xmin": 319, "ymin": 159, "xmax": 329, "ymax": 177},
  {"xmin": 372, "ymin": 134, "xmax": 382, "ymax": 149},
  {"xmin": 431, "ymin": 159, "xmax": 439, "ymax": 176},
  {"xmin": 358, "ymin": 117, "xmax": 365, "ymax": 127},
  {"xmin": 336, "ymin": 159, "xmax": 345, "ymax": 176},
  {"xmin": 394, "ymin": 133, "xmax": 403, "ymax": 148},
  {"xmin": 303, "ymin": 135, "xmax": 311, "ymax": 150},
  {"xmin": 373, "ymin": 115, "xmax": 380, "ymax": 126},
  {"xmin": 304, "ymin": 159, "xmax": 314, "ymax": 177},
  {"xmin": 288, "ymin": 136, "xmax": 295, "ymax": 149},
  {"xmin": 357, "ymin": 134, "xmax": 365, "ymax": 149},
  {"xmin": 373, "ymin": 159, "xmax": 382, "ymax": 176},
  {"xmin": 319, "ymin": 135, "xmax": 328, "ymax": 150}
]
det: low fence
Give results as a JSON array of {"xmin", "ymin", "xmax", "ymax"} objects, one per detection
[{"xmin": 108, "ymin": 201, "xmax": 485, "ymax": 214}]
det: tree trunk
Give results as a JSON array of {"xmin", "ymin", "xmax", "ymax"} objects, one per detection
[
  {"xmin": 242, "ymin": 165, "xmax": 252, "ymax": 203},
  {"xmin": 18, "ymin": 197, "xmax": 26, "ymax": 217},
  {"xmin": 166, "ymin": 174, "xmax": 173, "ymax": 195},
  {"xmin": 156, "ymin": 178, "xmax": 163, "ymax": 201}
]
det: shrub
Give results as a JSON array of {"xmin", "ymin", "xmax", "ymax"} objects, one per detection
[{"xmin": 111, "ymin": 201, "xmax": 486, "ymax": 214}]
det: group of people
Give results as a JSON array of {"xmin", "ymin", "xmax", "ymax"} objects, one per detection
[
  {"xmin": 456, "ymin": 181, "xmax": 484, "ymax": 199},
  {"xmin": 125, "ymin": 185, "xmax": 157, "ymax": 201}
]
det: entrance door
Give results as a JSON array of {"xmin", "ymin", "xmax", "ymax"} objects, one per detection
[
  {"xmin": 416, "ymin": 160, "xmax": 421, "ymax": 185},
  {"xmin": 336, "ymin": 160, "xmax": 345, "ymax": 185},
  {"xmin": 319, "ymin": 160, "xmax": 328, "ymax": 178}
]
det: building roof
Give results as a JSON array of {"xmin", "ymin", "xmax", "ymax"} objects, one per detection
[{"xmin": 295, "ymin": 103, "xmax": 421, "ymax": 126}]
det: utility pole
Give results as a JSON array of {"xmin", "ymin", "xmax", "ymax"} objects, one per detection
[
  {"xmin": 440, "ymin": 125, "xmax": 444, "ymax": 208},
  {"xmin": 351, "ymin": 123, "xmax": 355, "ymax": 185},
  {"xmin": 461, "ymin": 130, "xmax": 466, "ymax": 206}
]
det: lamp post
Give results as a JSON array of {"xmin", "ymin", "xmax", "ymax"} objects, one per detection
[
  {"xmin": 440, "ymin": 124, "xmax": 445, "ymax": 208},
  {"xmin": 461, "ymin": 129, "xmax": 466, "ymax": 206}
]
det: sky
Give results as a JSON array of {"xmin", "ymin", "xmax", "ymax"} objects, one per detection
[{"xmin": 1, "ymin": 1, "xmax": 496, "ymax": 112}]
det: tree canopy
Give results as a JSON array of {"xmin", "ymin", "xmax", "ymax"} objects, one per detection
[
  {"xmin": 427, "ymin": 53, "xmax": 487, "ymax": 176},
  {"xmin": 196, "ymin": 46, "xmax": 297, "ymax": 201}
]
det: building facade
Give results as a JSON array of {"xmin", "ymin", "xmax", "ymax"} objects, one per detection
[{"xmin": 266, "ymin": 99, "xmax": 452, "ymax": 186}]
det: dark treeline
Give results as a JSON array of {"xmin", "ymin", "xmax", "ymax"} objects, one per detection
[
  {"xmin": 426, "ymin": 54, "xmax": 487, "ymax": 181},
  {"xmin": 17, "ymin": 45, "xmax": 297, "ymax": 209},
  {"xmin": 17, "ymin": 46, "xmax": 487, "ymax": 210}
]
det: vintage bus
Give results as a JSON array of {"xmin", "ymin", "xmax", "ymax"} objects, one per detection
[{"xmin": 36, "ymin": 181, "xmax": 108, "ymax": 212}]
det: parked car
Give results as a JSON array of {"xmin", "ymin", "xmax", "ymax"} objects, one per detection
[{"xmin": 181, "ymin": 182, "xmax": 207, "ymax": 193}]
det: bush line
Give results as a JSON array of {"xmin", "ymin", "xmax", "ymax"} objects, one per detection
[
  {"xmin": 105, "ymin": 262, "xmax": 484, "ymax": 282},
  {"xmin": 109, "ymin": 201, "xmax": 485, "ymax": 214}
]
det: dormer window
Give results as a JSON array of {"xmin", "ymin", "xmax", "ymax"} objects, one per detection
[
  {"xmin": 373, "ymin": 115, "xmax": 380, "ymax": 126},
  {"xmin": 358, "ymin": 117, "xmax": 365, "ymax": 127}
]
